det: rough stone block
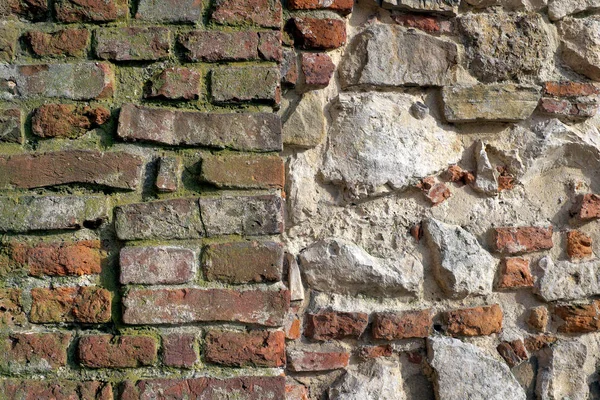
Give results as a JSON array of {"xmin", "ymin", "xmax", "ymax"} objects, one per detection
[{"xmin": 0, "ymin": 108, "xmax": 23, "ymax": 144}]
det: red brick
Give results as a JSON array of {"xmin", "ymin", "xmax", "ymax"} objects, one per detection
[
  {"xmin": 286, "ymin": 383, "xmax": 310, "ymax": 400},
  {"xmin": 392, "ymin": 13, "xmax": 452, "ymax": 34},
  {"xmin": 0, "ymin": 380, "xmax": 112, "ymax": 400},
  {"xmin": 120, "ymin": 246, "xmax": 196, "ymax": 285},
  {"xmin": 179, "ymin": 31, "xmax": 259, "ymax": 62},
  {"xmin": 417, "ymin": 176, "xmax": 451, "ymax": 206},
  {"xmin": 287, "ymin": 348, "xmax": 350, "ymax": 372},
  {"xmin": 26, "ymin": 28, "xmax": 89, "ymax": 57},
  {"xmin": 285, "ymin": 315, "xmax": 302, "ymax": 340},
  {"xmin": 30, "ymin": 286, "xmax": 111, "ymax": 323},
  {"xmin": 528, "ymin": 306, "xmax": 548, "ymax": 332},
  {"xmin": 201, "ymin": 153, "xmax": 285, "ymax": 189},
  {"xmin": 497, "ymin": 166, "xmax": 515, "ymax": 191},
  {"xmin": 371, "ymin": 310, "xmax": 433, "ymax": 340},
  {"xmin": 497, "ymin": 339, "xmax": 528, "ymax": 367},
  {"xmin": 544, "ymin": 81, "xmax": 600, "ymax": 97},
  {"xmin": 0, "ymin": 289, "xmax": 26, "ymax": 326},
  {"xmin": 259, "ymin": 31, "xmax": 283, "ymax": 62},
  {"xmin": 443, "ymin": 304, "xmax": 503, "ymax": 337},
  {"xmin": 494, "ymin": 226, "xmax": 554, "ymax": 254},
  {"xmin": 205, "ymin": 330, "xmax": 285, "ymax": 367},
  {"xmin": 95, "ymin": 27, "xmax": 170, "ymax": 61},
  {"xmin": 78, "ymin": 335, "xmax": 157, "ymax": 368},
  {"xmin": 0, "ymin": 333, "xmax": 71, "ymax": 372},
  {"xmin": 155, "ymin": 156, "xmax": 180, "ymax": 193},
  {"xmin": 202, "ymin": 241, "xmax": 283, "ymax": 284},
  {"xmin": 162, "ymin": 334, "xmax": 197, "ymax": 368},
  {"xmin": 289, "ymin": 17, "xmax": 347, "ymax": 50},
  {"xmin": 496, "ymin": 257, "xmax": 534, "ymax": 289},
  {"xmin": 305, "ymin": 311, "xmax": 368, "ymax": 340},
  {"xmin": 6, "ymin": 0, "xmax": 49, "ymax": 20},
  {"xmin": 572, "ymin": 194, "xmax": 600, "ymax": 220},
  {"xmin": 358, "ymin": 345, "xmax": 393, "ymax": 359},
  {"xmin": 554, "ymin": 301, "xmax": 600, "ymax": 333},
  {"xmin": 32, "ymin": 104, "xmax": 110, "ymax": 139},
  {"xmin": 121, "ymin": 377, "xmax": 285, "ymax": 399},
  {"xmin": 567, "ymin": 230, "xmax": 593, "ymax": 259},
  {"xmin": 0, "ymin": 108, "xmax": 23, "ymax": 144},
  {"xmin": 55, "ymin": 0, "xmax": 118, "ymax": 22},
  {"xmin": 211, "ymin": 65, "xmax": 280, "ymax": 104},
  {"xmin": 0, "ymin": 150, "xmax": 143, "ymax": 190},
  {"xmin": 122, "ymin": 288, "xmax": 289, "ymax": 327},
  {"xmin": 301, "ymin": 52, "xmax": 335, "ymax": 88},
  {"xmin": 539, "ymin": 97, "xmax": 598, "ymax": 119},
  {"xmin": 281, "ymin": 49, "xmax": 299, "ymax": 85},
  {"xmin": 524, "ymin": 335, "xmax": 557, "ymax": 353},
  {"xmin": 288, "ymin": 0, "xmax": 353, "ymax": 14},
  {"xmin": 135, "ymin": 0, "xmax": 202, "ymax": 23},
  {"xmin": 442, "ymin": 165, "xmax": 475, "ymax": 185},
  {"xmin": 146, "ymin": 67, "xmax": 201, "ymax": 100},
  {"xmin": 212, "ymin": 0, "xmax": 282, "ymax": 28}
]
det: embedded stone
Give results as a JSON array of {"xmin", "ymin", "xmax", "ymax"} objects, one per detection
[
  {"xmin": 287, "ymin": 346, "xmax": 350, "ymax": 372},
  {"xmin": 328, "ymin": 359, "xmax": 407, "ymax": 400},
  {"xmin": 535, "ymin": 256, "xmax": 600, "ymax": 301},
  {"xmin": 559, "ymin": 17, "xmax": 600, "ymax": 81},
  {"xmin": 0, "ymin": 108, "xmax": 22, "ymax": 144},
  {"xmin": 554, "ymin": 301, "xmax": 600, "ymax": 333},
  {"xmin": 0, "ymin": 22, "xmax": 19, "ymax": 62},
  {"xmin": 381, "ymin": 0, "xmax": 458, "ymax": 14},
  {"xmin": 528, "ymin": 306, "xmax": 548, "ymax": 332},
  {"xmin": 288, "ymin": 0, "xmax": 353, "ymax": 13},
  {"xmin": 154, "ymin": 156, "xmax": 180, "ymax": 193},
  {"xmin": 567, "ymin": 230, "xmax": 593, "ymax": 259},
  {"xmin": 549, "ymin": 0, "xmax": 600, "ymax": 20},
  {"xmin": 283, "ymin": 90, "xmax": 326, "ymax": 148},
  {"xmin": 200, "ymin": 153, "xmax": 284, "ymax": 189},
  {"xmin": 537, "ymin": 341, "xmax": 588, "ymax": 400}
]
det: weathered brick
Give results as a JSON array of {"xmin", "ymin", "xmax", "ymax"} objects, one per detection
[
  {"xmin": 371, "ymin": 310, "xmax": 432, "ymax": 340},
  {"xmin": 0, "ymin": 289, "xmax": 26, "ymax": 326},
  {"xmin": 572, "ymin": 193, "xmax": 600, "ymax": 220},
  {"xmin": 539, "ymin": 97, "xmax": 598, "ymax": 119},
  {"xmin": 288, "ymin": 17, "xmax": 347, "ymax": 50},
  {"xmin": 155, "ymin": 156, "xmax": 180, "ymax": 193},
  {"xmin": 358, "ymin": 345, "xmax": 393, "ymax": 359},
  {"xmin": 55, "ymin": 0, "xmax": 118, "ymax": 22},
  {"xmin": 162, "ymin": 334, "xmax": 197, "ymax": 368},
  {"xmin": 443, "ymin": 304, "xmax": 503, "ymax": 337},
  {"xmin": 285, "ymin": 316, "xmax": 302, "ymax": 340},
  {"xmin": 120, "ymin": 246, "xmax": 196, "ymax": 285},
  {"xmin": 136, "ymin": 0, "xmax": 202, "ymax": 22},
  {"xmin": 212, "ymin": 0, "xmax": 282, "ymax": 28},
  {"xmin": 301, "ymin": 52, "xmax": 335, "ymax": 88},
  {"xmin": 0, "ymin": 63, "xmax": 114, "ymax": 100},
  {"xmin": 528, "ymin": 306, "xmax": 548, "ymax": 332},
  {"xmin": 199, "ymin": 195, "xmax": 285, "ymax": 236},
  {"xmin": 391, "ymin": 13, "xmax": 453, "ymax": 34},
  {"xmin": 95, "ymin": 27, "xmax": 170, "ymax": 61},
  {"xmin": 30, "ymin": 286, "xmax": 111, "ymax": 323},
  {"xmin": 205, "ymin": 330, "xmax": 285, "ymax": 367},
  {"xmin": 286, "ymin": 383, "xmax": 310, "ymax": 400},
  {"xmin": 417, "ymin": 176, "xmax": 451, "ymax": 206},
  {"xmin": 288, "ymin": 0, "xmax": 353, "ymax": 14},
  {"xmin": 201, "ymin": 153, "xmax": 284, "ymax": 189},
  {"xmin": 497, "ymin": 340, "xmax": 528, "ymax": 368},
  {"xmin": 179, "ymin": 31, "xmax": 258, "ymax": 62},
  {"xmin": 554, "ymin": 301, "xmax": 600, "ymax": 333},
  {"xmin": 146, "ymin": 67, "xmax": 201, "ymax": 100},
  {"xmin": 32, "ymin": 104, "xmax": 110, "ymax": 139},
  {"xmin": 281, "ymin": 49, "xmax": 299, "ymax": 85},
  {"xmin": 496, "ymin": 257, "xmax": 534, "ymax": 290},
  {"xmin": 0, "ymin": 380, "xmax": 113, "ymax": 400},
  {"xmin": 121, "ymin": 377, "xmax": 285, "ymax": 399},
  {"xmin": 0, "ymin": 332, "xmax": 71, "ymax": 372},
  {"xmin": 26, "ymin": 28, "xmax": 89, "ymax": 57},
  {"xmin": 211, "ymin": 66, "xmax": 280, "ymax": 103},
  {"xmin": 78, "ymin": 335, "xmax": 157, "ymax": 368},
  {"xmin": 494, "ymin": 226, "xmax": 554, "ymax": 254},
  {"xmin": 287, "ymin": 347, "xmax": 350, "ymax": 371},
  {"xmin": 114, "ymin": 198, "xmax": 203, "ymax": 241},
  {"xmin": 122, "ymin": 288, "xmax": 289, "ymax": 326},
  {"xmin": 259, "ymin": 31, "xmax": 283, "ymax": 62},
  {"xmin": 567, "ymin": 230, "xmax": 593, "ymax": 259},
  {"xmin": 5, "ymin": 0, "xmax": 49, "ymax": 21},
  {"xmin": 202, "ymin": 241, "xmax": 283, "ymax": 284},
  {"xmin": 117, "ymin": 103, "xmax": 282, "ymax": 152},
  {"xmin": 0, "ymin": 150, "xmax": 143, "ymax": 190},
  {"xmin": 0, "ymin": 108, "xmax": 23, "ymax": 144},
  {"xmin": 523, "ymin": 335, "xmax": 556, "ymax": 353},
  {"xmin": 0, "ymin": 195, "xmax": 108, "ymax": 232},
  {"xmin": 544, "ymin": 81, "xmax": 600, "ymax": 97},
  {"xmin": 0, "ymin": 22, "xmax": 19, "ymax": 62},
  {"xmin": 305, "ymin": 311, "xmax": 368, "ymax": 340}
]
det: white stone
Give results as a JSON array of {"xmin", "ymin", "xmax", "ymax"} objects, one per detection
[
  {"xmin": 428, "ymin": 336, "xmax": 527, "ymax": 400},
  {"xmin": 287, "ymin": 253, "xmax": 305, "ymax": 302},
  {"xmin": 321, "ymin": 92, "xmax": 462, "ymax": 200},
  {"xmin": 535, "ymin": 256, "xmax": 600, "ymax": 302},
  {"xmin": 328, "ymin": 359, "xmax": 407, "ymax": 400},
  {"xmin": 536, "ymin": 341, "xmax": 588, "ymax": 400},
  {"xmin": 283, "ymin": 90, "xmax": 327, "ymax": 148},
  {"xmin": 423, "ymin": 218, "xmax": 496, "ymax": 298},
  {"xmin": 298, "ymin": 238, "xmax": 422, "ymax": 298},
  {"xmin": 380, "ymin": 0, "xmax": 458, "ymax": 14},
  {"xmin": 549, "ymin": 0, "xmax": 600, "ymax": 20},
  {"xmin": 558, "ymin": 17, "xmax": 600, "ymax": 81},
  {"xmin": 473, "ymin": 140, "xmax": 499, "ymax": 196}
]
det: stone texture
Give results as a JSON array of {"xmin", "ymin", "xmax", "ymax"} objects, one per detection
[
  {"xmin": 339, "ymin": 24, "xmax": 457, "ymax": 89},
  {"xmin": 205, "ymin": 330, "xmax": 285, "ymax": 367},
  {"xmin": 0, "ymin": 381, "xmax": 112, "ymax": 400},
  {"xmin": 496, "ymin": 258, "xmax": 534, "ymax": 289},
  {"xmin": 4, "ymin": 0, "xmax": 49, "ymax": 21},
  {"xmin": 201, "ymin": 153, "xmax": 284, "ymax": 189},
  {"xmin": 428, "ymin": 336, "xmax": 526, "ymax": 400},
  {"xmin": 288, "ymin": 18, "xmax": 346, "ymax": 50},
  {"xmin": 122, "ymin": 288, "xmax": 290, "ymax": 326},
  {"xmin": 202, "ymin": 241, "xmax": 283, "ymax": 284},
  {"xmin": 281, "ymin": 49, "xmax": 299, "ymax": 86},
  {"xmin": 287, "ymin": 253, "xmax": 305, "ymax": 302},
  {"xmin": 211, "ymin": 65, "xmax": 280, "ymax": 103},
  {"xmin": 567, "ymin": 230, "xmax": 593, "ymax": 259},
  {"xmin": 287, "ymin": 347, "xmax": 350, "ymax": 371},
  {"xmin": 146, "ymin": 67, "xmax": 201, "ymax": 100},
  {"xmin": 0, "ymin": 150, "xmax": 143, "ymax": 190},
  {"xmin": 571, "ymin": 193, "xmax": 600, "ymax": 220},
  {"xmin": 30, "ymin": 286, "xmax": 111, "ymax": 323},
  {"xmin": 494, "ymin": 226, "xmax": 553, "ymax": 254},
  {"xmin": 536, "ymin": 256, "xmax": 600, "ymax": 301},
  {"xmin": 473, "ymin": 140, "xmax": 498, "ymax": 195},
  {"xmin": 559, "ymin": 17, "xmax": 600, "ymax": 81},
  {"xmin": 0, "ymin": 332, "xmax": 71, "ymax": 373},
  {"xmin": 537, "ymin": 341, "xmax": 588, "ymax": 400},
  {"xmin": 117, "ymin": 104, "xmax": 282, "ymax": 152},
  {"xmin": 288, "ymin": 0, "xmax": 353, "ymax": 13},
  {"xmin": 120, "ymin": 246, "xmax": 196, "ymax": 285},
  {"xmin": 442, "ymin": 84, "xmax": 541, "ymax": 122},
  {"xmin": 78, "ymin": 335, "xmax": 157, "ymax": 368},
  {"xmin": 0, "ymin": 195, "xmax": 108, "ymax": 232},
  {"xmin": 298, "ymin": 238, "xmax": 423, "ymax": 298},
  {"xmin": 549, "ymin": 0, "xmax": 600, "ymax": 20},
  {"xmin": 442, "ymin": 305, "xmax": 503, "ymax": 336},
  {"xmin": 95, "ymin": 27, "xmax": 171, "ymax": 61},
  {"xmin": 418, "ymin": 177, "xmax": 452, "ymax": 206},
  {"xmin": 212, "ymin": 0, "xmax": 282, "ymax": 27},
  {"xmin": 322, "ymin": 92, "xmax": 462, "ymax": 200},
  {"xmin": 26, "ymin": 28, "xmax": 89, "ymax": 57},
  {"xmin": 528, "ymin": 307, "xmax": 549, "ymax": 332},
  {"xmin": 328, "ymin": 359, "xmax": 407, "ymax": 400},
  {"xmin": 305, "ymin": 311, "xmax": 369, "ymax": 340},
  {"xmin": 162, "ymin": 334, "xmax": 197, "ymax": 368},
  {"xmin": 391, "ymin": 13, "xmax": 453, "ymax": 33},
  {"xmin": 497, "ymin": 340, "xmax": 528, "ymax": 368},
  {"xmin": 371, "ymin": 310, "xmax": 433, "ymax": 340},
  {"xmin": 136, "ymin": 0, "xmax": 202, "ymax": 22},
  {"xmin": 155, "ymin": 156, "xmax": 179, "ymax": 193},
  {"xmin": 0, "ymin": 289, "xmax": 26, "ymax": 326},
  {"xmin": 32, "ymin": 104, "xmax": 110, "ymax": 139},
  {"xmin": 554, "ymin": 301, "xmax": 600, "ymax": 333},
  {"xmin": 458, "ymin": 12, "xmax": 549, "ymax": 82},
  {"xmin": 0, "ymin": 63, "xmax": 114, "ymax": 100},
  {"xmin": 424, "ymin": 218, "xmax": 496, "ymax": 298},
  {"xmin": 283, "ymin": 90, "xmax": 326, "ymax": 148},
  {"xmin": 55, "ymin": 0, "xmax": 118, "ymax": 22},
  {"xmin": 301, "ymin": 53, "xmax": 335, "ymax": 88},
  {"xmin": 381, "ymin": 0, "xmax": 458, "ymax": 14},
  {"xmin": 0, "ymin": 23, "xmax": 20, "ymax": 62},
  {"xmin": 0, "ymin": 108, "xmax": 22, "ymax": 144}
]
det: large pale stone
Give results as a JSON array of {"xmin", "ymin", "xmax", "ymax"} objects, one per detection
[
  {"xmin": 328, "ymin": 359, "xmax": 407, "ymax": 400},
  {"xmin": 549, "ymin": 0, "xmax": 600, "ymax": 20},
  {"xmin": 380, "ymin": 0, "xmax": 458, "ymax": 14},
  {"xmin": 535, "ymin": 256, "xmax": 600, "ymax": 301},
  {"xmin": 466, "ymin": 0, "xmax": 547, "ymax": 10},
  {"xmin": 283, "ymin": 90, "xmax": 326, "ymax": 148},
  {"xmin": 321, "ymin": 92, "xmax": 462, "ymax": 200},
  {"xmin": 298, "ymin": 238, "xmax": 422, "ymax": 298},
  {"xmin": 423, "ymin": 218, "xmax": 496, "ymax": 298},
  {"xmin": 537, "ymin": 341, "xmax": 588, "ymax": 400},
  {"xmin": 473, "ymin": 140, "xmax": 499, "ymax": 196},
  {"xmin": 558, "ymin": 17, "xmax": 600, "ymax": 81},
  {"xmin": 458, "ymin": 12, "xmax": 549, "ymax": 82},
  {"xmin": 428, "ymin": 337, "xmax": 526, "ymax": 400},
  {"xmin": 339, "ymin": 24, "xmax": 458, "ymax": 89},
  {"xmin": 442, "ymin": 84, "xmax": 541, "ymax": 122}
]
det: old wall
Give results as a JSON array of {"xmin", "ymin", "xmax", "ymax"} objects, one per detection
[{"xmin": 1, "ymin": 0, "xmax": 600, "ymax": 398}]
